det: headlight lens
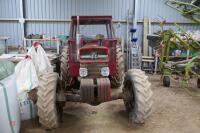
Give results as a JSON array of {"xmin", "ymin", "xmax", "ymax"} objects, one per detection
[
  {"xmin": 79, "ymin": 68, "xmax": 88, "ymax": 77},
  {"xmin": 101, "ymin": 67, "xmax": 109, "ymax": 77}
]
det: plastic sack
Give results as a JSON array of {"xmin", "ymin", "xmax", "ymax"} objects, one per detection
[
  {"xmin": 37, "ymin": 45, "xmax": 52, "ymax": 73},
  {"xmin": 18, "ymin": 92, "xmax": 37, "ymax": 121},
  {"xmin": 27, "ymin": 46, "xmax": 38, "ymax": 72},
  {"xmin": 27, "ymin": 45, "xmax": 52, "ymax": 74},
  {"xmin": 0, "ymin": 60, "xmax": 15, "ymax": 80},
  {"xmin": 15, "ymin": 58, "xmax": 39, "ymax": 94},
  {"xmin": 0, "ymin": 74, "xmax": 21, "ymax": 133}
]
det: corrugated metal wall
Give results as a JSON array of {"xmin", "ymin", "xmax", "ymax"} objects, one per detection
[
  {"xmin": 0, "ymin": 0, "xmax": 199, "ymax": 49},
  {"xmin": 24, "ymin": 0, "xmax": 134, "ymax": 43},
  {"xmin": 0, "ymin": 0, "xmax": 20, "ymax": 18},
  {"xmin": 25, "ymin": 0, "xmax": 133, "ymax": 19},
  {"xmin": 137, "ymin": 0, "xmax": 192, "ymax": 22},
  {"xmin": 0, "ymin": 0, "xmax": 21, "ymax": 45}
]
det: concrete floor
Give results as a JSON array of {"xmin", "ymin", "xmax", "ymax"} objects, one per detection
[{"xmin": 21, "ymin": 75, "xmax": 200, "ymax": 133}]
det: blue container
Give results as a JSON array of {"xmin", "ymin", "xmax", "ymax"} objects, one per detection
[
  {"xmin": 131, "ymin": 38, "xmax": 138, "ymax": 42},
  {"xmin": 130, "ymin": 28, "xmax": 137, "ymax": 33}
]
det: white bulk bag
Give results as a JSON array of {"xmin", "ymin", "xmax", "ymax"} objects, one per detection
[
  {"xmin": 0, "ymin": 74, "xmax": 21, "ymax": 133},
  {"xmin": 27, "ymin": 45, "xmax": 52, "ymax": 74},
  {"xmin": 36, "ymin": 45, "xmax": 52, "ymax": 73},
  {"xmin": 15, "ymin": 58, "xmax": 39, "ymax": 94},
  {"xmin": 18, "ymin": 92, "xmax": 37, "ymax": 121},
  {"xmin": 27, "ymin": 46, "xmax": 38, "ymax": 72}
]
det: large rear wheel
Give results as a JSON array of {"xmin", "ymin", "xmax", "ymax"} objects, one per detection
[
  {"xmin": 60, "ymin": 45, "xmax": 73, "ymax": 88},
  {"xmin": 123, "ymin": 69, "xmax": 153, "ymax": 123},
  {"xmin": 37, "ymin": 72, "xmax": 59, "ymax": 129},
  {"xmin": 110, "ymin": 44, "xmax": 125, "ymax": 88}
]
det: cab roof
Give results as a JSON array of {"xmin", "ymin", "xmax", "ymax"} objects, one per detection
[{"xmin": 71, "ymin": 16, "xmax": 112, "ymax": 24}]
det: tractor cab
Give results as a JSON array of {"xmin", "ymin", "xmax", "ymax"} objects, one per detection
[
  {"xmin": 70, "ymin": 16, "xmax": 116, "ymax": 46},
  {"xmin": 67, "ymin": 16, "xmax": 118, "ymax": 78}
]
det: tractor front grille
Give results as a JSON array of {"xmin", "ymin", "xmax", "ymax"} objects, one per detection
[
  {"xmin": 80, "ymin": 49, "xmax": 108, "ymax": 61},
  {"xmin": 80, "ymin": 63, "xmax": 107, "ymax": 78}
]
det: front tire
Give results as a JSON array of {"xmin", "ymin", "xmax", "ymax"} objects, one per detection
[
  {"xmin": 37, "ymin": 72, "xmax": 59, "ymax": 129},
  {"xmin": 123, "ymin": 69, "xmax": 153, "ymax": 123}
]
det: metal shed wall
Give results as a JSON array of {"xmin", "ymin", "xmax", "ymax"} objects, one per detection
[
  {"xmin": 0, "ymin": 0, "xmax": 21, "ymax": 45},
  {"xmin": 137, "ymin": 0, "xmax": 193, "ymax": 22},
  {"xmin": 24, "ymin": 0, "xmax": 134, "ymax": 43},
  {"xmin": 0, "ymin": 0, "xmax": 199, "ymax": 49}
]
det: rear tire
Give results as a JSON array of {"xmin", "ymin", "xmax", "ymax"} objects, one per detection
[
  {"xmin": 110, "ymin": 44, "xmax": 125, "ymax": 88},
  {"xmin": 123, "ymin": 69, "xmax": 153, "ymax": 123},
  {"xmin": 60, "ymin": 45, "xmax": 72, "ymax": 88},
  {"xmin": 37, "ymin": 72, "xmax": 59, "ymax": 129},
  {"xmin": 163, "ymin": 76, "xmax": 170, "ymax": 87}
]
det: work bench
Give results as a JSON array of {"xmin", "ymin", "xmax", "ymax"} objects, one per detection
[{"xmin": 23, "ymin": 38, "xmax": 62, "ymax": 54}]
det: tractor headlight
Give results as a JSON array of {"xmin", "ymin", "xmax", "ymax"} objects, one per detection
[
  {"xmin": 101, "ymin": 67, "xmax": 109, "ymax": 77},
  {"xmin": 79, "ymin": 68, "xmax": 88, "ymax": 77}
]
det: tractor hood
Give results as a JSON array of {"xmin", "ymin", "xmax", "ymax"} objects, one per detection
[{"xmin": 79, "ymin": 43, "xmax": 109, "ymax": 63}]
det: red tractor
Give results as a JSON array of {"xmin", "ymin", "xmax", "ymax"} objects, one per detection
[{"xmin": 37, "ymin": 16, "xmax": 153, "ymax": 129}]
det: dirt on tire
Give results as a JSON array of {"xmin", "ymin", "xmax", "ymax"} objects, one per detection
[
  {"xmin": 123, "ymin": 69, "xmax": 153, "ymax": 123},
  {"xmin": 37, "ymin": 72, "xmax": 59, "ymax": 129},
  {"xmin": 60, "ymin": 45, "xmax": 72, "ymax": 88},
  {"xmin": 110, "ymin": 44, "xmax": 125, "ymax": 88}
]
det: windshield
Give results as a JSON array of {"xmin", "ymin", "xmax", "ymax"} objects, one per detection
[
  {"xmin": 71, "ymin": 22, "xmax": 114, "ymax": 39},
  {"xmin": 80, "ymin": 25, "xmax": 107, "ymax": 38}
]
